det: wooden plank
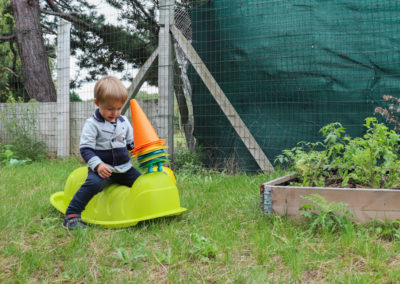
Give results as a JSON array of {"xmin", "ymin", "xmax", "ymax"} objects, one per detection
[
  {"xmin": 170, "ymin": 24, "xmax": 274, "ymax": 172},
  {"xmin": 264, "ymin": 174, "xmax": 297, "ymax": 186},
  {"xmin": 270, "ymin": 183, "xmax": 400, "ymax": 223},
  {"xmin": 121, "ymin": 47, "xmax": 159, "ymax": 115}
]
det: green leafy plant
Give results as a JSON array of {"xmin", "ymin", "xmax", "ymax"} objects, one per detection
[
  {"xmin": 368, "ymin": 220, "xmax": 400, "ymax": 241},
  {"xmin": 275, "ymin": 117, "xmax": 400, "ymax": 188},
  {"xmin": 0, "ymin": 144, "xmax": 13, "ymax": 164},
  {"xmin": 154, "ymin": 247, "xmax": 180, "ymax": 265},
  {"xmin": 1, "ymin": 95, "xmax": 47, "ymax": 161},
  {"xmin": 276, "ymin": 141, "xmax": 329, "ymax": 187},
  {"xmin": 113, "ymin": 245, "xmax": 148, "ymax": 266},
  {"xmin": 188, "ymin": 233, "xmax": 218, "ymax": 260},
  {"xmin": 299, "ymin": 194, "xmax": 354, "ymax": 234},
  {"xmin": 339, "ymin": 117, "xmax": 400, "ymax": 188},
  {"xmin": 0, "ymin": 144, "xmax": 30, "ymax": 167},
  {"xmin": 173, "ymin": 146, "xmax": 204, "ymax": 174}
]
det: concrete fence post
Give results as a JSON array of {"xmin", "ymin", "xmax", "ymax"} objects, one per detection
[
  {"xmin": 158, "ymin": 0, "xmax": 175, "ymax": 158},
  {"xmin": 56, "ymin": 18, "xmax": 71, "ymax": 157}
]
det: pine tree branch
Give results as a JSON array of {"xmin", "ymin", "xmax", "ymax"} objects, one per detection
[
  {"xmin": 55, "ymin": 0, "xmax": 68, "ymax": 8},
  {"xmin": 41, "ymin": 7, "xmax": 155, "ymax": 68},
  {"xmin": 41, "ymin": 8, "xmax": 111, "ymax": 37},
  {"xmin": 43, "ymin": 0, "xmax": 82, "ymax": 22},
  {"xmin": 41, "ymin": 24, "xmax": 57, "ymax": 35},
  {"xmin": 129, "ymin": 0, "xmax": 158, "ymax": 27},
  {"xmin": 40, "ymin": 8, "xmax": 82, "ymax": 26},
  {"xmin": 42, "ymin": 0, "xmax": 158, "ymax": 84}
]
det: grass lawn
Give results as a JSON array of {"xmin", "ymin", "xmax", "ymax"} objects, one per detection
[{"xmin": 1, "ymin": 158, "xmax": 400, "ymax": 282}]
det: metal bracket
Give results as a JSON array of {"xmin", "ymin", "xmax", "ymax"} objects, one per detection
[{"xmin": 260, "ymin": 185, "xmax": 272, "ymax": 215}]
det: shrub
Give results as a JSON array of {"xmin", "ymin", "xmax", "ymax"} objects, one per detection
[
  {"xmin": 70, "ymin": 91, "xmax": 82, "ymax": 102},
  {"xmin": 173, "ymin": 146, "xmax": 204, "ymax": 173},
  {"xmin": 1, "ymin": 96, "xmax": 47, "ymax": 161},
  {"xmin": 0, "ymin": 144, "xmax": 31, "ymax": 167}
]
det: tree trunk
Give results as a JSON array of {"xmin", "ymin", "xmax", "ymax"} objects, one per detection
[
  {"xmin": 11, "ymin": 0, "xmax": 56, "ymax": 102},
  {"xmin": 173, "ymin": 45, "xmax": 196, "ymax": 151}
]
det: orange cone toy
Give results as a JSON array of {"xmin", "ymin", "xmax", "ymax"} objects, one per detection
[{"xmin": 130, "ymin": 99, "xmax": 169, "ymax": 172}]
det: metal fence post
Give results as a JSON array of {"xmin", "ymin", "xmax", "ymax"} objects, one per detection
[
  {"xmin": 57, "ymin": 19, "xmax": 71, "ymax": 157},
  {"xmin": 158, "ymin": 0, "xmax": 175, "ymax": 158}
]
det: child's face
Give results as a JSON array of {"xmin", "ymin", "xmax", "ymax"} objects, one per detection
[{"xmin": 95, "ymin": 98, "xmax": 124, "ymax": 122}]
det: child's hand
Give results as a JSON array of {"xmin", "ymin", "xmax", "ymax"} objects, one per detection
[{"xmin": 96, "ymin": 163, "xmax": 112, "ymax": 178}]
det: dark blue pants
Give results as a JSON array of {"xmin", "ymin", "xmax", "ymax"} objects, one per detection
[{"xmin": 66, "ymin": 167, "xmax": 141, "ymax": 215}]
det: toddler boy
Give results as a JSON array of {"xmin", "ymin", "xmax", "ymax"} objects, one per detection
[{"xmin": 63, "ymin": 76, "xmax": 141, "ymax": 229}]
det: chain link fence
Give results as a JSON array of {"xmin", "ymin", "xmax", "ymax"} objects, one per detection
[{"xmin": 1, "ymin": 0, "xmax": 399, "ymax": 172}]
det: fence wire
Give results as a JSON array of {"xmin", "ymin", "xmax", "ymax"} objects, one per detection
[
  {"xmin": 1, "ymin": 0, "xmax": 400, "ymax": 172},
  {"xmin": 182, "ymin": 0, "xmax": 400, "ymax": 172}
]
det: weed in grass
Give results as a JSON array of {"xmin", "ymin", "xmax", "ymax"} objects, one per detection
[
  {"xmin": 300, "ymin": 193, "xmax": 354, "ymax": 235},
  {"xmin": 154, "ymin": 247, "xmax": 179, "ymax": 265},
  {"xmin": 366, "ymin": 220, "xmax": 400, "ymax": 241},
  {"xmin": 113, "ymin": 245, "xmax": 149, "ymax": 266},
  {"xmin": 188, "ymin": 232, "xmax": 218, "ymax": 261}
]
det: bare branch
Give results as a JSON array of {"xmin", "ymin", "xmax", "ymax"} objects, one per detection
[
  {"xmin": 9, "ymin": 40, "xmax": 17, "ymax": 71},
  {"xmin": 41, "ymin": 24, "xmax": 57, "ymax": 35},
  {"xmin": 1, "ymin": 66, "xmax": 19, "ymax": 77},
  {"xmin": 0, "ymin": 34, "xmax": 16, "ymax": 42},
  {"xmin": 45, "ymin": 0, "xmax": 58, "ymax": 11},
  {"xmin": 47, "ymin": 51, "xmax": 56, "ymax": 58}
]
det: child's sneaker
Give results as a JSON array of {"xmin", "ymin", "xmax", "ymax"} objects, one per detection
[{"xmin": 62, "ymin": 214, "xmax": 86, "ymax": 230}]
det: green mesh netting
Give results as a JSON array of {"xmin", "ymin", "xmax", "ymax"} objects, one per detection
[{"xmin": 189, "ymin": 0, "xmax": 400, "ymax": 172}]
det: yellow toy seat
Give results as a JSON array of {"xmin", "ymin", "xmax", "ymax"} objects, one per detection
[{"xmin": 50, "ymin": 167, "xmax": 186, "ymax": 228}]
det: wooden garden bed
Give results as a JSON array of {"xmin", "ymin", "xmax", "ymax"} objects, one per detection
[{"xmin": 260, "ymin": 174, "xmax": 400, "ymax": 223}]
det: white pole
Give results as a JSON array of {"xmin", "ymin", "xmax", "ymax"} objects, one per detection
[
  {"xmin": 158, "ymin": 0, "xmax": 174, "ymax": 158},
  {"xmin": 56, "ymin": 19, "xmax": 71, "ymax": 157}
]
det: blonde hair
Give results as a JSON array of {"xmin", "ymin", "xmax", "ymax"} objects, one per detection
[{"xmin": 94, "ymin": 76, "xmax": 128, "ymax": 103}]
